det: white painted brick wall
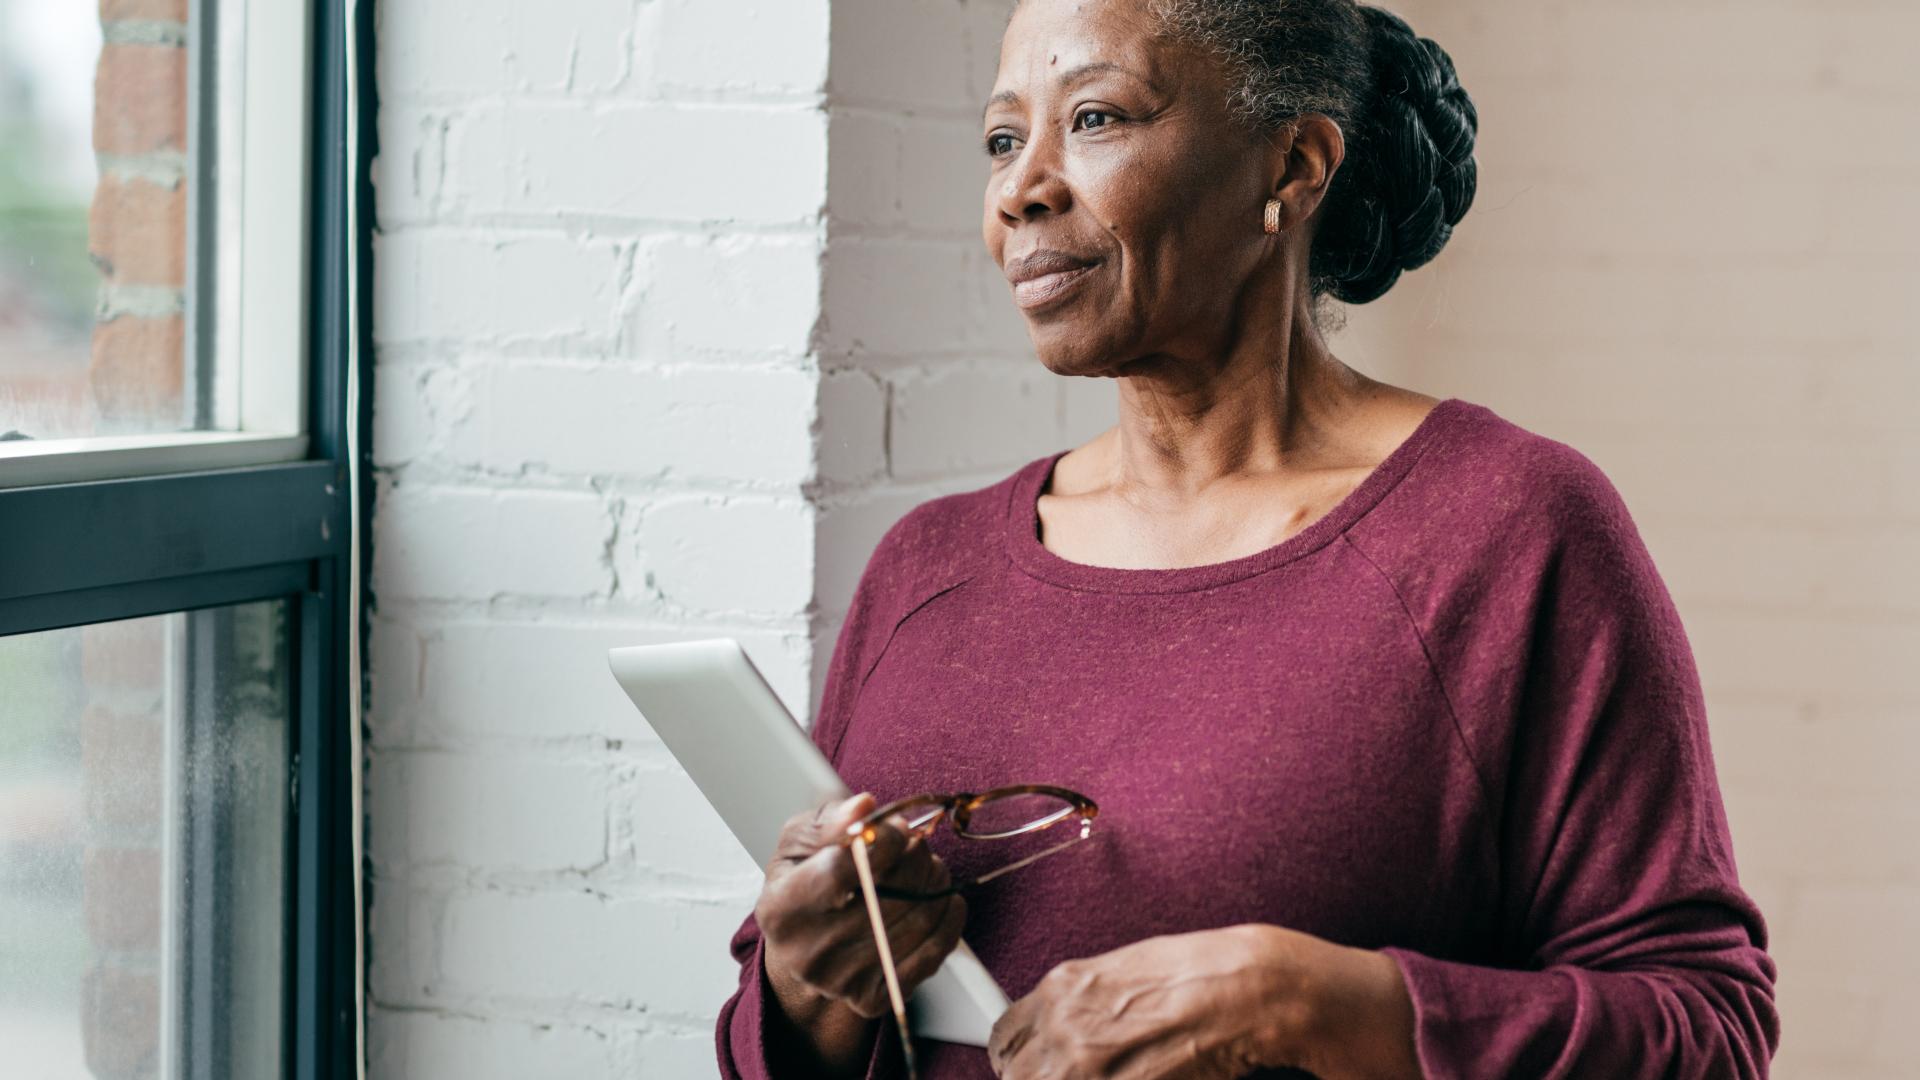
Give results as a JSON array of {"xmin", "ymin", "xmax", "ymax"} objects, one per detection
[
  {"xmin": 374, "ymin": 231, "xmax": 626, "ymax": 346},
  {"xmin": 436, "ymin": 891, "xmax": 747, "ymax": 1012},
  {"xmin": 371, "ymin": 1012, "xmax": 623, "ymax": 1080},
  {"xmin": 373, "ymin": 485, "xmax": 613, "ymax": 601},
  {"xmin": 378, "ymin": 0, "xmax": 636, "ymax": 100},
  {"xmin": 632, "ymin": 235, "xmax": 822, "ymax": 360},
  {"xmin": 369, "ymin": 752, "xmax": 611, "ymax": 872},
  {"xmin": 454, "ymin": 104, "xmax": 826, "ymax": 223},
  {"xmin": 628, "ymin": 497, "xmax": 816, "ymax": 614},
  {"xmin": 437, "ymin": 365, "xmax": 819, "ymax": 484},
  {"xmin": 887, "ymin": 363, "xmax": 1061, "ymax": 481},
  {"xmin": 367, "ymin": 617, "xmax": 807, "ymax": 748},
  {"xmin": 639, "ymin": 0, "xmax": 832, "ymax": 97},
  {"xmin": 369, "ymin": 0, "xmax": 834, "ymax": 1071}
]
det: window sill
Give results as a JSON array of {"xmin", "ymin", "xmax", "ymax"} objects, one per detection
[{"xmin": 0, "ymin": 432, "xmax": 310, "ymax": 489}]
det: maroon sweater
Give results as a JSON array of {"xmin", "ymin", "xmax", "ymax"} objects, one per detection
[{"xmin": 716, "ymin": 397, "xmax": 1780, "ymax": 1078}]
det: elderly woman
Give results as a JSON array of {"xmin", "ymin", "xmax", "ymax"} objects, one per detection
[{"xmin": 716, "ymin": 0, "xmax": 1779, "ymax": 1077}]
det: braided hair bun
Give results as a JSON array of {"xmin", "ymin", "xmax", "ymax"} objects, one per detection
[
  {"xmin": 1148, "ymin": 0, "xmax": 1479, "ymax": 307},
  {"xmin": 1312, "ymin": 6, "xmax": 1479, "ymax": 303}
]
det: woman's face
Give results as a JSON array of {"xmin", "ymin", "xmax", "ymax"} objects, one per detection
[{"xmin": 982, "ymin": 0, "xmax": 1280, "ymax": 377}]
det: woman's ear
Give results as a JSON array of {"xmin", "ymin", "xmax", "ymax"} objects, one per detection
[{"xmin": 1270, "ymin": 114, "xmax": 1346, "ymax": 226}]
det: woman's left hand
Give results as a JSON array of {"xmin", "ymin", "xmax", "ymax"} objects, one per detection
[{"xmin": 986, "ymin": 923, "xmax": 1419, "ymax": 1080}]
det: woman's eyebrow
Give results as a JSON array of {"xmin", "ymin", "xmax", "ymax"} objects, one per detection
[{"xmin": 982, "ymin": 61, "xmax": 1153, "ymax": 121}]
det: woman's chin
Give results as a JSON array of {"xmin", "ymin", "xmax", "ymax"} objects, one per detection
[
  {"xmin": 1031, "ymin": 346, "xmax": 1114, "ymax": 379},
  {"xmin": 1025, "ymin": 326, "xmax": 1131, "ymax": 379}
]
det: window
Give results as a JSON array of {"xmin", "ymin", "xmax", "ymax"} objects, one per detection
[
  {"xmin": 1, "ymin": 0, "xmax": 311, "ymax": 488},
  {"xmin": 0, "ymin": 1, "xmax": 365, "ymax": 1077},
  {"xmin": 0, "ymin": 603, "xmax": 289, "ymax": 1076}
]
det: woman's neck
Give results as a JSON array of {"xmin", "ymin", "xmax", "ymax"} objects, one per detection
[{"xmin": 1096, "ymin": 303, "xmax": 1375, "ymax": 498}]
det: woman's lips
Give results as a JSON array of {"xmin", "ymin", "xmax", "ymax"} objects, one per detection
[{"xmin": 1011, "ymin": 262, "xmax": 1099, "ymax": 310}]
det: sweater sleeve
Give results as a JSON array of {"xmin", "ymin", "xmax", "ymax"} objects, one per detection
[
  {"xmin": 714, "ymin": 521, "xmax": 911, "ymax": 1080},
  {"xmin": 1378, "ymin": 456, "xmax": 1780, "ymax": 1078}
]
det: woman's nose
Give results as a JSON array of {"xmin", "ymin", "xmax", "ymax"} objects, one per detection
[{"xmin": 994, "ymin": 130, "xmax": 1072, "ymax": 225}]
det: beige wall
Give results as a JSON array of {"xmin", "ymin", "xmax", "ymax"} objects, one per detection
[{"xmin": 1336, "ymin": 3, "xmax": 1919, "ymax": 1076}]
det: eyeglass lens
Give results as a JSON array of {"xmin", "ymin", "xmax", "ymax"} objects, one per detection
[{"xmin": 959, "ymin": 789, "xmax": 1080, "ymax": 837}]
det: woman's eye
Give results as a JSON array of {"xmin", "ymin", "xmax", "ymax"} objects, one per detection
[
  {"xmin": 1074, "ymin": 109, "xmax": 1115, "ymax": 132},
  {"xmin": 983, "ymin": 111, "xmax": 1116, "ymax": 157}
]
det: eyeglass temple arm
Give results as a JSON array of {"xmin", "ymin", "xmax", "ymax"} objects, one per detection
[
  {"xmin": 875, "ymin": 817, "xmax": 1095, "ymax": 900},
  {"xmin": 848, "ymin": 833, "xmax": 921, "ymax": 1080},
  {"xmin": 967, "ymin": 816, "xmax": 1094, "ymax": 886}
]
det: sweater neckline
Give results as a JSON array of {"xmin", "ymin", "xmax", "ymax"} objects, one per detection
[{"xmin": 1004, "ymin": 396, "xmax": 1467, "ymax": 594}]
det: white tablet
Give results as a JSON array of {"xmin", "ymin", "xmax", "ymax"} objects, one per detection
[{"xmin": 606, "ymin": 637, "xmax": 1010, "ymax": 1046}]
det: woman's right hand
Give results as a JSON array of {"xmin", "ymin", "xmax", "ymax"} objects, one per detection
[{"xmin": 756, "ymin": 792, "xmax": 969, "ymax": 1021}]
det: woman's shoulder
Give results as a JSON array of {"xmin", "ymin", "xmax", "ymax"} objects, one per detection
[
  {"xmin": 1356, "ymin": 397, "xmax": 1649, "ymax": 576},
  {"xmin": 1431, "ymin": 399, "xmax": 1629, "ymax": 516},
  {"xmin": 1354, "ymin": 399, "xmax": 1686, "ymax": 677}
]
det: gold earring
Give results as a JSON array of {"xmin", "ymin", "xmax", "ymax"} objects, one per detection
[{"xmin": 1263, "ymin": 198, "xmax": 1283, "ymax": 234}]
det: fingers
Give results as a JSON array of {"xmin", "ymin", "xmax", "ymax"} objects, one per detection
[
  {"xmin": 807, "ymin": 861, "xmax": 964, "ymax": 1016},
  {"xmin": 802, "ymin": 820, "xmax": 919, "ymax": 912},
  {"xmin": 892, "ymin": 892, "xmax": 968, "ymax": 987},
  {"xmin": 766, "ymin": 800, "xmax": 947, "ymax": 940},
  {"xmin": 770, "ymin": 795, "xmax": 886, "ymax": 900},
  {"xmin": 987, "ymin": 1000, "xmax": 1030, "ymax": 1077},
  {"xmin": 759, "ymin": 791, "xmax": 973, "ymax": 1018},
  {"xmin": 772, "ymin": 792, "xmax": 874, "ymax": 865},
  {"xmin": 841, "ymin": 894, "xmax": 968, "ymax": 1020},
  {"xmin": 791, "ymin": 811, "xmax": 930, "ymax": 904},
  {"xmin": 825, "ymin": 872, "xmax": 955, "ymax": 980},
  {"xmin": 809, "ymin": 848, "xmax": 953, "ymax": 991}
]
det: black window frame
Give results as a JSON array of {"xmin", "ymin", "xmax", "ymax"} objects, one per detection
[{"xmin": 0, "ymin": 1, "xmax": 371, "ymax": 1076}]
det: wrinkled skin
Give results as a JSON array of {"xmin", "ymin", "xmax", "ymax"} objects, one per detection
[
  {"xmin": 986, "ymin": 927, "xmax": 1294, "ymax": 1079},
  {"xmin": 985, "ymin": 923, "xmax": 1417, "ymax": 1080},
  {"xmin": 980, "ymin": 0, "xmax": 1342, "ymax": 382}
]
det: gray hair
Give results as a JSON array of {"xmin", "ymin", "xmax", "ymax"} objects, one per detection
[{"xmin": 1144, "ymin": 0, "xmax": 1478, "ymax": 314}]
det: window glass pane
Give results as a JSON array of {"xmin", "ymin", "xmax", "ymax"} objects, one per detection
[
  {"xmin": 0, "ymin": 2, "xmax": 193, "ymax": 441},
  {"xmin": 0, "ymin": 600, "xmax": 289, "ymax": 1079}
]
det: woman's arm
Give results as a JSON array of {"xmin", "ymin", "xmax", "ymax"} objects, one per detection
[
  {"xmin": 1314, "ymin": 455, "xmax": 1780, "ymax": 1079},
  {"xmin": 1275, "ymin": 940, "xmax": 1420, "ymax": 1079}
]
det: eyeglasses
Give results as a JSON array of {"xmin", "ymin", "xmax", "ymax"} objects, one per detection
[{"xmin": 839, "ymin": 783, "xmax": 1099, "ymax": 1080}]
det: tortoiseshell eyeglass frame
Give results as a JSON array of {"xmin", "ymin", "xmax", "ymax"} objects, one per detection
[{"xmin": 836, "ymin": 783, "xmax": 1098, "ymax": 1080}]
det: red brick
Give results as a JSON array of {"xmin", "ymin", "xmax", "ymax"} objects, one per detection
[
  {"xmin": 94, "ymin": 45, "xmax": 187, "ymax": 156},
  {"xmin": 101, "ymin": 0, "xmax": 189, "ymax": 19},
  {"xmin": 81, "ymin": 703, "xmax": 165, "ymax": 829},
  {"xmin": 89, "ymin": 175, "xmax": 186, "ymax": 287},
  {"xmin": 83, "ymin": 847, "xmax": 161, "ymax": 951},
  {"xmin": 89, "ymin": 315, "xmax": 185, "ymax": 424},
  {"xmin": 81, "ymin": 964, "xmax": 159, "ymax": 1080}
]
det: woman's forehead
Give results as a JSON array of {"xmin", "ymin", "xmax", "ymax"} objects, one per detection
[{"xmin": 990, "ymin": 0, "xmax": 1176, "ymax": 103}]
